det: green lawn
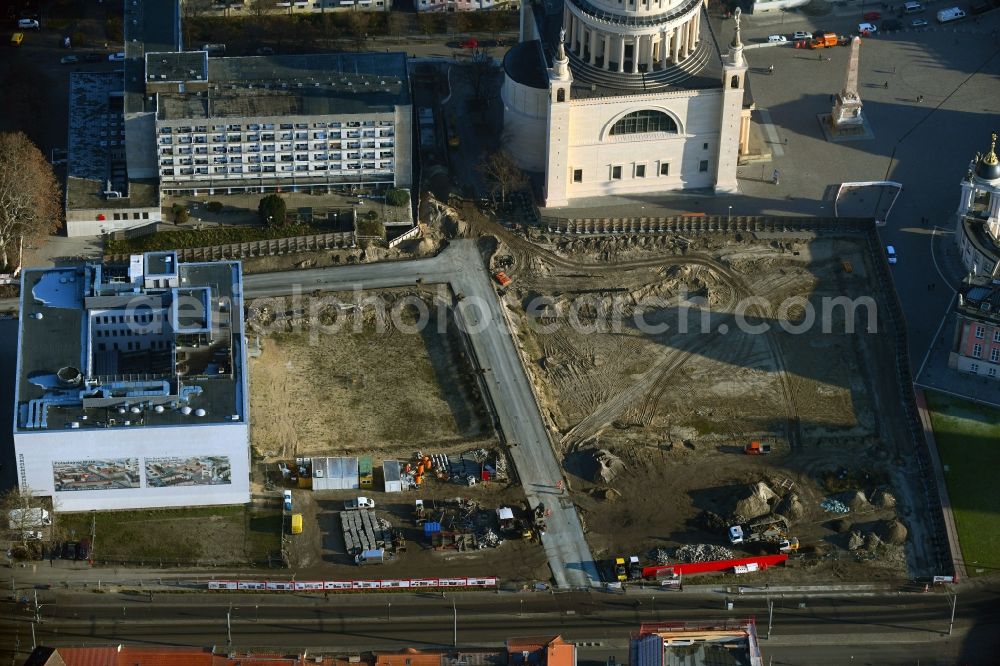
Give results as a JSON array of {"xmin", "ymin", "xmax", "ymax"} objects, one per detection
[
  {"xmin": 925, "ymin": 391, "xmax": 1000, "ymax": 576},
  {"xmin": 57, "ymin": 505, "xmax": 281, "ymax": 566},
  {"xmin": 104, "ymin": 222, "xmax": 346, "ymax": 255}
]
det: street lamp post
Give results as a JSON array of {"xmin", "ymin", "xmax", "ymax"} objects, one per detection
[
  {"xmin": 452, "ymin": 600, "xmax": 457, "ymax": 647},
  {"xmin": 728, "ymin": 205, "xmax": 733, "ymax": 224}
]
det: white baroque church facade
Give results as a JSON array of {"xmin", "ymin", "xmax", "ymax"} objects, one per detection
[{"xmin": 501, "ymin": 0, "xmax": 753, "ymax": 207}]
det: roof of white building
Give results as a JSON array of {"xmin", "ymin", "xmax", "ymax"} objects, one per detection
[{"xmin": 15, "ymin": 253, "xmax": 247, "ymax": 433}]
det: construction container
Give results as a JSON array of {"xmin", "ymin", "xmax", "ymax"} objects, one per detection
[
  {"xmin": 311, "ymin": 457, "xmax": 360, "ymax": 491},
  {"xmin": 359, "ymin": 457, "xmax": 373, "ymax": 488},
  {"xmin": 291, "ymin": 513, "xmax": 303, "ymax": 535},
  {"xmin": 383, "ymin": 460, "xmax": 403, "ymax": 493}
]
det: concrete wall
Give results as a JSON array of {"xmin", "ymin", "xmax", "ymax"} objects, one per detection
[
  {"xmin": 14, "ymin": 423, "xmax": 251, "ymax": 511},
  {"xmin": 66, "ymin": 207, "xmax": 162, "ymax": 238}
]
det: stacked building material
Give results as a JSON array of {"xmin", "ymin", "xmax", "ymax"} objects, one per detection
[{"xmin": 340, "ymin": 509, "xmax": 392, "ymax": 554}]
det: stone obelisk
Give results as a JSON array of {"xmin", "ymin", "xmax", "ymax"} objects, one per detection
[{"xmin": 831, "ymin": 36, "xmax": 864, "ymax": 128}]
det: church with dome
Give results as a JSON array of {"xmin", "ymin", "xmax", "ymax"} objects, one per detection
[
  {"xmin": 500, "ymin": 0, "xmax": 754, "ymax": 207},
  {"xmin": 956, "ymin": 132, "xmax": 1000, "ymax": 278}
]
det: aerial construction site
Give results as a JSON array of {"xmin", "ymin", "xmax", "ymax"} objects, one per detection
[{"xmin": 243, "ymin": 203, "xmax": 944, "ymax": 587}]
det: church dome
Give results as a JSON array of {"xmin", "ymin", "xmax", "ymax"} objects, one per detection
[{"xmin": 975, "ymin": 132, "xmax": 1000, "ymax": 181}]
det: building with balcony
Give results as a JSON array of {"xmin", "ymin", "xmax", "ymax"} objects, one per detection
[
  {"xmin": 12, "ymin": 251, "xmax": 251, "ymax": 511},
  {"xmin": 949, "ymin": 276, "xmax": 1000, "ymax": 380},
  {"xmin": 501, "ymin": 0, "xmax": 753, "ymax": 207},
  {"xmin": 956, "ymin": 132, "xmax": 1000, "ymax": 278},
  {"xmin": 151, "ymin": 52, "xmax": 412, "ymax": 197},
  {"xmin": 213, "ymin": 0, "xmax": 392, "ymax": 13},
  {"xmin": 416, "ymin": 0, "xmax": 517, "ymax": 11}
]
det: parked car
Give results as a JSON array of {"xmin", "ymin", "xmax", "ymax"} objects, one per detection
[
  {"xmin": 858, "ymin": 22, "xmax": 878, "ymax": 34},
  {"xmin": 459, "ymin": 37, "xmax": 478, "ymax": 49},
  {"xmin": 911, "ymin": 18, "xmax": 929, "ymax": 26},
  {"xmin": 17, "ymin": 18, "xmax": 40, "ymax": 30},
  {"xmin": 255, "ymin": 46, "xmax": 274, "ymax": 55},
  {"xmin": 60, "ymin": 55, "xmax": 79, "ymax": 65},
  {"xmin": 282, "ymin": 489, "xmax": 292, "ymax": 511},
  {"xmin": 108, "ymin": 51, "xmax": 125, "ymax": 62},
  {"xmin": 767, "ymin": 34, "xmax": 787, "ymax": 43},
  {"xmin": 792, "ymin": 31, "xmax": 811, "ymax": 40},
  {"xmin": 344, "ymin": 497, "xmax": 376, "ymax": 510},
  {"xmin": 886, "ymin": 245, "xmax": 898, "ymax": 264},
  {"xmin": 863, "ymin": 11, "xmax": 882, "ymax": 20}
]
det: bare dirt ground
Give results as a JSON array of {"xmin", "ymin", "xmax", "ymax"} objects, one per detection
[
  {"xmin": 248, "ymin": 287, "xmax": 493, "ymax": 460},
  {"xmin": 248, "ymin": 286, "xmax": 550, "ymax": 583},
  {"xmin": 485, "ymin": 225, "xmax": 918, "ymax": 583}
]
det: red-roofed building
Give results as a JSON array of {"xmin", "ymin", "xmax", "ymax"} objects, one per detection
[
  {"xmin": 505, "ymin": 636, "xmax": 576, "ymax": 666},
  {"xmin": 23, "ymin": 647, "xmax": 368, "ymax": 666}
]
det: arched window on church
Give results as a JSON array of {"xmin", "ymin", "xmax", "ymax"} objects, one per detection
[
  {"xmin": 731, "ymin": 75, "xmax": 740, "ymax": 89},
  {"xmin": 557, "ymin": 88, "xmax": 566, "ymax": 102},
  {"xmin": 609, "ymin": 110, "xmax": 678, "ymax": 135}
]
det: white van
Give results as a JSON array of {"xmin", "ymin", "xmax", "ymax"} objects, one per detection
[
  {"xmin": 937, "ymin": 7, "xmax": 966, "ymax": 22},
  {"xmin": 903, "ymin": 2, "xmax": 923, "ymax": 13}
]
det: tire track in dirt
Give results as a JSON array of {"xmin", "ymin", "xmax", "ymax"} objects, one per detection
[{"xmin": 475, "ymin": 220, "xmax": 801, "ymax": 451}]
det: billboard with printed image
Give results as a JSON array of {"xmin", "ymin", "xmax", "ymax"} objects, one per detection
[
  {"xmin": 145, "ymin": 455, "xmax": 232, "ymax": 487},
  {"xmin": 53, "ymin": 458, "xmax": 141, "ymax": 491}
]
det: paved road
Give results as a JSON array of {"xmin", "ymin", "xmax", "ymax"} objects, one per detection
[
  {"xmin": 244, "ymin": 240, "xmax": 599, "ymax": 589},
  {"xmin": 3, "ymin": 587, "xmax": 998, "ymax": 663}
]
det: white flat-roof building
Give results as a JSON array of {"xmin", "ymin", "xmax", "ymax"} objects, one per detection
[{"xmin": 12, "ymin": 252, "xmax": 251, "ymax": 511}]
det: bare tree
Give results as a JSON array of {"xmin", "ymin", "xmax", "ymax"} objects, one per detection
[
  {"xmin": 248, "ymin": 0, "xmax": 279, "ymax": 19},
  {"xmin": 183, "ymin": 0, "xmax": 215, "ymax": 20},
  {"xmin": 387, "ymin": 12, "xmax": 407, "ymax": 39},
  {"xmin": 0, "ymin": 487, "xmax": 44, "ymax": 549},
  {"xmin": 478, "ymin": 150, "xmax": 526, "ymax": 204},
  {"xmin": 464, "ymin": 50, "xmax": 496, "ymax": 109},
  {"xmin": 0, "ymin": 133, "xmax": 61, "ymax": 272},
  {"xmin": 345, "ymin": 10, "xmax": 370, "ymax": 51}
]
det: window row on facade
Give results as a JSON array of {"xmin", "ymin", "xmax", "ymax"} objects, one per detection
[
  {"xmin": 570, "ymin": 159, "xmax": 710, "ymax": 183},
  {"xmin": 161, "ymin": 162, "xmax": 393, "ymax": 178}
]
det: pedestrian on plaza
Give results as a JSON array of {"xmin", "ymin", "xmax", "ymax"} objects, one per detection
[
  {"xmin": 769, "ymin": 64, "xmax": 774, "ymax": 74},
  {"xmin": 917, "ymin": 95, "xmax": 924, "ymax": 103},
  {"xmin": 884, "ymin": 81, "xmax": 889, "ymax": 89},
  {"xmin": 772, "ymin": 169, "xmax": 780, "ymax": 185}
]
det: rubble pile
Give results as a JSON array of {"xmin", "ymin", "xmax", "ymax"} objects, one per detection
[
  {"xmin": 675, "ymin": 543, "xmax": 735, "ymax": 563},
  {"xmin": 591, "ymin": 449, "xmax": 625, "ymax": 483},
  {"xmin": 776, "ymin": 493, "xmax": 805, "ymax": 521},
  {"xmin": 876, "ymin": 519, "xmax": 908, "ymax": 545},
  {"xmin": 733, "ymin": 481, "xmax": 777, "ymax": 522},
  {"xmin": 845, "ymin": 490, "xmax": 870, "ymax": 512},
  {"xmin": 871, "ymin": 488, "xmax": 897, "ymax": 509},
  {"xmin": 821, "ymin": 498, "xmax": 851, "ymax": 514},
  {"xmin": 477, "ymin": 528, "xmax": 502, "ymax": 549},
  {"xmin": 848, "ymin": 530, "xmax": 865, "ymax": 551},
  {"xmin": 649, "ymin": 548, "xmax": 671, "ymax": 565}
]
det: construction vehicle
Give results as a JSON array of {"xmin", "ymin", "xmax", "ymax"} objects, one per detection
[
  {"xmin": 808, "ymin": 32, "xmax": 838, "ymax": 49},
  {"xmin": 778, "ymin": 537, "xmax": 800, "ymax": 552},
  {"xmin": 614, "ymin": 557, "xmax": 628, "ymax": 582},
  {"xmin": 493, "ymin": 271, "xmax": 512, "ymax": 288},
  {"xmin": 355, "ymin": 548, "xmax": 385, "ymax": 565},
  {"xmin": 627, "ymin": 555, "xmax": 643, "ymax": 581},
  {"xmin": 744, "ymin": 440, "xmax": 772, "ymax": 455}
]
